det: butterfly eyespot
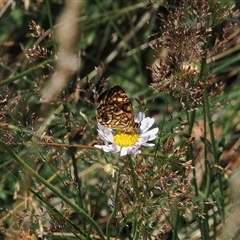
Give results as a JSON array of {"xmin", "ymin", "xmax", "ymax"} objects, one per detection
[
  {"xmin": 103, "ymin": 115, "xmax": 110, "ymax": 122},
  {"xmin": 113, "ymin": 108, "xmax": 120, "ymax": 113}
]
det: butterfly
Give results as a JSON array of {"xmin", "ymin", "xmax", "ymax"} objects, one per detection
[{"xmin": 96, "ymin": 85, "xmax": 139, "ymax": 132}]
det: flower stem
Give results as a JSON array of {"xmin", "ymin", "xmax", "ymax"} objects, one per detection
[
  {"xmin": 129, "ymin": 155, "xmax": 139, "ymax": 199},
  {"xmin": 106, "ymin": 171, "xmax": 120, "ymax": 240}
]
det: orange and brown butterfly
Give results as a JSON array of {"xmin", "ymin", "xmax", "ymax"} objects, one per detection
[{"xmin": 96, "ymin": 85, "xmax": 139, "ymax": 132}]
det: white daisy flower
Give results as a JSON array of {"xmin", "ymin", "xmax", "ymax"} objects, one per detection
[{"xmin": 94, "ymin": 112, "xmax": 159, "ymax": 156}]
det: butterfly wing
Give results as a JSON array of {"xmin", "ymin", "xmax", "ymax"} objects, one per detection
[{"xmin": 96, "ymin": 86, "xmax": 135, "ymax": 131}]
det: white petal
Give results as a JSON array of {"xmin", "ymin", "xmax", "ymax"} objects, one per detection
[
  {"xmin": 140, "ymin": 117, "xmax": 155, "ymax": 133},
  {"xmin": 128, "ymin": 145, "xmax": 141, "ymax": 155},
  {"xmin": 97, "ymin": 124, "xmax": 114, "ymax": 142},
  {"xmin": 94, "ymin": 144, "xmax": 120, "ymax": 153},
  {"xmin": 94, "ymin": 144, "xmax": 102, "ymax": 149},
  {"xmin": 139, "ymin": 136, "xmax": 151, "ymax": 144},
  {"xmin": 111, "ymin": 145, "xmax": 121, "ymax": 153},
  {"xmin": 106, "ymin": 132, "xmax": 114, "ymax": 142},
  {"xmin": 141, "ymin": 127, "xmax": 159, "ymax": 138},
  {"xmin": 141, "ymin": 143, "xmax": 155, "ymax": 147},
  {"xmin": 135, "ymin": 112, "xmax": 145, "ymax": 123},
  {"xmin": 120, "ymin": 147, "xmax": 128, "ymax": 156},
  {"xmin": 94, "ymin": 144, "xmax": 111, "ymax": 152}
]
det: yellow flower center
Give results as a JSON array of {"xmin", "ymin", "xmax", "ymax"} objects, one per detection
[{"xmin": 113, "ymin": 130, "xmax": 139, "ymax": 147}]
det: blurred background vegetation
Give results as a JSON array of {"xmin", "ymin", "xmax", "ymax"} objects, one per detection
[{"xmin": 0, "ymin": 0, "xmax": 240, "ymax": 239}]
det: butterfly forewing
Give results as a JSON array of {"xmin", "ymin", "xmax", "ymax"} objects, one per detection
[{"xmin": 96, "ymin": 86, "xmax": 136, "ymax": 132}]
